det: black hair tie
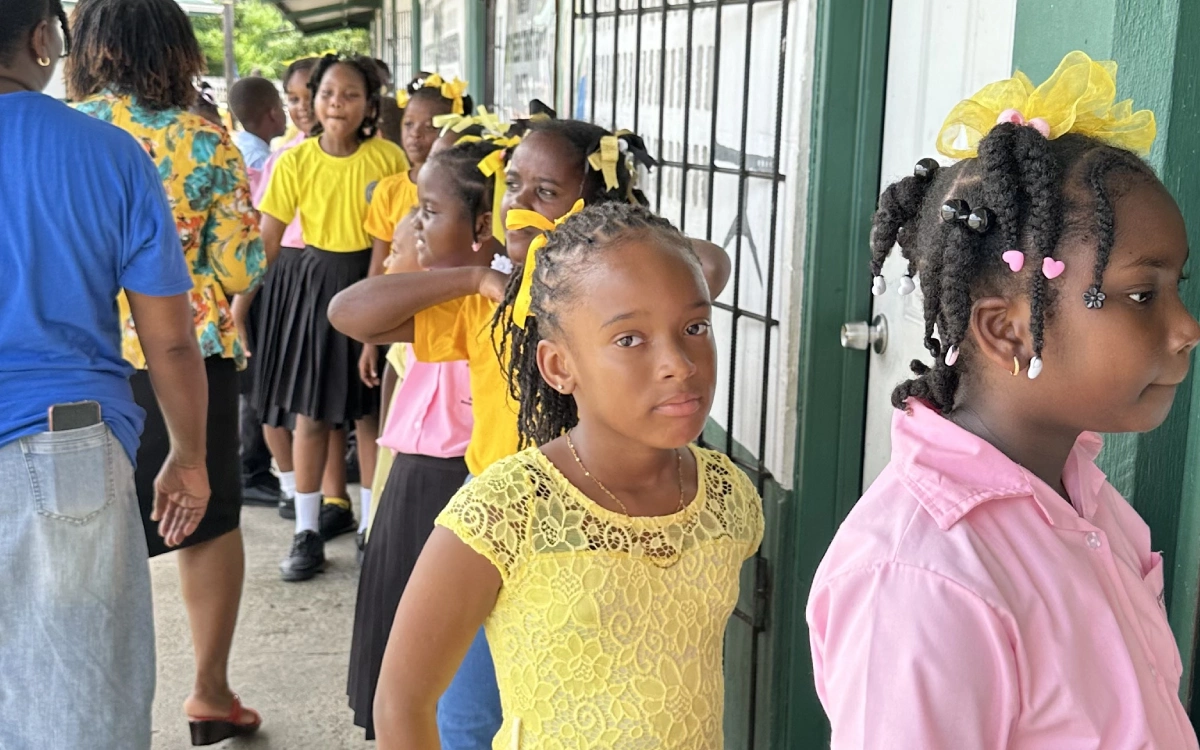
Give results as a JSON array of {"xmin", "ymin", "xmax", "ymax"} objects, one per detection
[
  {"xmin": 914, "ymin": 158, "xmax": 940, "ymax": 180},
  {"xmin": 940, "ymin": 199, "xmax": 970, "ymax": 224}
]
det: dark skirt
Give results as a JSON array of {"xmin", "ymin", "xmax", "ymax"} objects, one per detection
[
  {"xmin": 347, "ymin": 452, "xmax": 470, "ymax": 739},
  {"xmin": 251, "ymin": 246, "xmax": 304, "ymax": 429},
  {"xmin": 265, "ymin": 245, "xmax": 378, "ymax": 426},
  {"xmin": 134, "ymin": 356, "xmax": 242, "ymax": 558}
]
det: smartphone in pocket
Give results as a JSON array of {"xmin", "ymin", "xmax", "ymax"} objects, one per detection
[{"xmin": 48, "ymin": 401, "xmax": 103, "ymax": 432}]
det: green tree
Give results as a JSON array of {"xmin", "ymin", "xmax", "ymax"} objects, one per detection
[{"xmin": 192, "ymin": 0, "xmax": 370, "ymax": 80}]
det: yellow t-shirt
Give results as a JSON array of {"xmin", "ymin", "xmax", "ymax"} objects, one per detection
[
  {"xmin": 413, "ymin": 294, "xmax": 518, "ymax": 476},
  {"xmin": 259, "ymin": 137, "xmax": 406, "ymax": 251},
  {"xmin": 436, "ymin": 446, "xmax": 765, "ymax": 749},
  {"xmin": 364, "ymin": 170, "xmax": 418, "ymax": 244}
]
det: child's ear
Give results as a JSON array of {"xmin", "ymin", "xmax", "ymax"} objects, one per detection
[
  {"xmin": 475, "ymin": 210, "xmax": 493, "ymax": 244},
  {"xmin": 970, "ymin": 295, "xmax": 1033, "ymax": 372},
  {"xmin": 537, "ymin": 338, "xmax": 576, "ymax": 395}
]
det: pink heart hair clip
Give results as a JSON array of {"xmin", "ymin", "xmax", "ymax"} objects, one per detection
[
  {"xmin": 997, "ymin": 108, "xmax": 1051, "ymax": 139},
  {"xmin": 1001, "ymin": 250, "xmax": 1025, "ymax": 273},
  {"xmin": 1042, "ymin": 257, "xmax": 1066, "ymax": 279}
]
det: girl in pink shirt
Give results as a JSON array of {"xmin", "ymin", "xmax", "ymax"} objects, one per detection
[
  {"xmin": 345, "ymin": 139, "xmax": 498, "ymax": 740},
  {"xmin": 809, "ymin": 52, "xmax": 1200, "ymax": 749}
]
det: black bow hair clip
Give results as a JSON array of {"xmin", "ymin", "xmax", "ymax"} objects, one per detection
[
  {"xmin": 940, "ymin": 199, "xmax": 994, "ymax": 234},
  {"xmin": 616, "ymin": 131, "xmax": 656, "ymax": 171}
]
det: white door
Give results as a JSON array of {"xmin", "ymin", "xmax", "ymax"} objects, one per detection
[{"xmin": 857, "ymin": 1, "xmax": 1018, "ymax": 485}]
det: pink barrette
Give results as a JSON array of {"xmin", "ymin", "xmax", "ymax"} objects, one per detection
[
  {"xmin": 1001, "ymin": 250, "xmax": 1025, "ymax": 273},
  {"xmin": 996, "ymin": 109, "xmax": 1051, "ymax": 139}
]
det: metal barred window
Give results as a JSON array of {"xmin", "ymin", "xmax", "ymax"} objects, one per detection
[
  {"xmin": 394, "ymin": 0, "xmax": 414, "ymax": 84},
  {"xmin": 568, "ymin": 0, "xmax": 800, "ymax": 744}
]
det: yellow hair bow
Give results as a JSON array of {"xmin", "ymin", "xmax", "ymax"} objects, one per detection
[
  {"xmin": 397, "ymin": 74, "xmax": 469, "ymax": 115},
  {"xmin": 281, "ymin": 49, "xmax": 338, "ymax": 68},
  {"xmin": 587, "ymin": 135, "xmax": 621, "ymax": 191},
  {"xmin": 506, "ymin": 200, "xmax": 586, "ymax": 328},
  {"xmin": 937, "ymin": 50, "xmax": 1156, "ymax": 159},
  {"xmin": 477, "ymin": 149, "xmax": 509, "ymax": 244},
  {"xmin": 432, "ymin": 112, "xmax": 477, "ymax": 135}
]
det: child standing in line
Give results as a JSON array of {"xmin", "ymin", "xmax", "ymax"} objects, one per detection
[
  {"xmin": 258, "ymin": 54, "xmax": 407, "ymax": 582},
  {"xmin": 228, "ymin": 76, "xmax": 287, "ymax": 180},
  {"xmin": 358, "ymin": 73, "xmax": 473, "ymax": 550},
  {"xmin": 808, "ymin": 52, "xmax": 1200, "ymax": 749},
  {"xmin": 329, "ymin": 115, "xmax": 732, "ymax": 750},
  {"xmin": 347, "ymin": 139, "xmax": 506, "ymax": 740},
  {"xmin": 370, "ymin": 202, "xmax": 763, "ymax": 748},
  {"xmin": 246, "ymin": 57, "xmax": 352, "ymax": 523}
]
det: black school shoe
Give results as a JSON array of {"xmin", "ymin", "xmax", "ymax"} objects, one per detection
[
  {"xmin": 278, "ymin": 496, "xmax": 295, "ymax": 520},
  {"xmin": 280, "ymin": 530, "xmax": 325, "ymax": 582},
  {"xmin": 242, "ymin": 483, "xmax": 283, "ymax": 507},
  {"xmin": 319, "ymin": 501, "xmax": 357, "ymax": 541}
]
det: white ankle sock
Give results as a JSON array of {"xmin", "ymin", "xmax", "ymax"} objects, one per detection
[
  {"xmin": 295, "ymin": 491, "xmax": 321, "ymax": 535},
  {"xmin": 358, "ymin": 488, "xmax": 372, "ymax": 533},
  {"xmin": 279, "ymin": 471, "xmax": 297, "ymax": 499}
]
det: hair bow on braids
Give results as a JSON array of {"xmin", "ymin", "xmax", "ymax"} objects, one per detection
[
  {"xmin": 936, "ymin": 50, "xmax": 1156, "ymax": 159},
  {"xmin": 587, "ymin": 135, "xmax": 622, "ymax": 191},
  {"xmin": 477, "ymin": 147, "xmax": 511, "ymax": 243},
  {"xmin": 506, "ymin": 200, "xmax": 586, "ymax": 328},
  {"xmin": 281, "ymin": 48, "xmax": 338, "ymax": 67},
  {"xmin": 397, "ymin": 73, "xmax": 469, "ymax": 114}
]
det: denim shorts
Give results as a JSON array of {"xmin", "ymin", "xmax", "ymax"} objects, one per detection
[{"xmin": 0, "ymin": 424, "xmax": 155, "ymax": 750}]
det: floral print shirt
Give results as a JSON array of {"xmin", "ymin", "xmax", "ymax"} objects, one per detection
[{"xmin": 76, "ymin": 92, "xmax": 265, "ymax": 369}]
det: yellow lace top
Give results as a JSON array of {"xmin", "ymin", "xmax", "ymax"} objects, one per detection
[{"xmin": 436, "ymin": 446, "xmax": 764, "ymax": 750}]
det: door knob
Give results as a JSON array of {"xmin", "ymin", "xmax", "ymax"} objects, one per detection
[{"xmin": 841, "ymin": 315, "xmax": 888, "ymax": 354}]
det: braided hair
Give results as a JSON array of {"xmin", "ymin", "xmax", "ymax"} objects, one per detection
[
  {"xmin": 308, "ymin": 54, "xmax": 382, "ymax": 141},
  {"xmin": 425, "ymin": 138, "xmax": 505, "ymax": 223},
  {"xmin": 490, "ymin": 119, "xmax": 656, "ymax": 372},
  {"xmin": 872, "ymin": 125, "xmax": 1155, "ymax": 413},
  {"xmin": 501, "ymin": 203, "xmax": 699, "ymax": 446},
  {"xmin": 0, "ymin": 0, "xmax": 70, "ymax": 65},
  {"xmin": 65, "ymin": 0, "xmax": 203, "ymax": 110}
]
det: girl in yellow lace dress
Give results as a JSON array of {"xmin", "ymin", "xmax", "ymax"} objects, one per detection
[{"xmin": 373, "ymin": 202, "xmax": 764, "ymax": 749}]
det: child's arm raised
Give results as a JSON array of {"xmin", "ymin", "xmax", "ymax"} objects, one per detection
[
  {"xmin": 689, "ymin": 238, "xmax": 732, "ymax": 298},
  {"xmin": 373, "ymin": 527, "xmax": 502, "ymax": 749},
  {"xmin": 328, "ymin": 266, "xmax": 502, "ymax": 345}
]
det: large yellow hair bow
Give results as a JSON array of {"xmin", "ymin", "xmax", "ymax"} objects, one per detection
[
  {"xmin": 477, "ymin": 148, "xmax": 509, "ymax": 243},
  {"xmin": 936, "ymin": 50, "xmax": 1156, "ymax": 159},
  {"xmin": 587, "ymin": 135, "xmax": 621, "ymax": 191},
  {"xmin": 506, "ymin": 200, "xmax": 585, "ymax": 328},
  {"xmin": 397, "ymin": 73, "xmax": 469, "ymax": 115}
]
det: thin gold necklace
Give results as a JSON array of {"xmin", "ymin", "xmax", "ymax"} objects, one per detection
[{"xmin": 566, "ymin": 432, "xmax": 685, "ymax": 517}]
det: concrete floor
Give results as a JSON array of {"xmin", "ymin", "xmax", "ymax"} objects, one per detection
[{"xmin": 149, "ymin": 501, "xmax": 375, "ymax": 749}]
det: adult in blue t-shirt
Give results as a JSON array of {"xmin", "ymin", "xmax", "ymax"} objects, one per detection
[{"xmin": 0, "ymin": 2, "xmax": 211, "ymax": 749}]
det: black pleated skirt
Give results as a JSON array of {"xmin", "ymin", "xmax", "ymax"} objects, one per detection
[
  {"xmin": 251, "ymin": 246, "xmax": 304, "ymax": 428},
  {"xmin": 347, "ymin": 452, "xmax": 470, "ymax": 739},
  {"xmin": 262, "ymin": 245, "xmax": 378, "ymax": 426},
  {"xmin": 134, "ymin": 356, "xmax": 242, "ymax": 558}
]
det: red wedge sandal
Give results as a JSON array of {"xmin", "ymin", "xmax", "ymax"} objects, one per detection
[{"xmin": 187, "ymin": 694, "xmax": 262, "ymax": 746}]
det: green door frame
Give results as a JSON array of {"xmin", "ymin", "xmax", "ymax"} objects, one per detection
[{"xmin": 770, "ymin": 0, "xmax": 890, "ymax": 746}]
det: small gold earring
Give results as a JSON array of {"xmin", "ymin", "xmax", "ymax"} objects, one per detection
[
  {"xmin": 1012, "ymin": 356, "xmax": 1021, "ymax": 377},
  {"xmin": 37, "ymin": 56, "xmax": 51, "ymax": 67}
]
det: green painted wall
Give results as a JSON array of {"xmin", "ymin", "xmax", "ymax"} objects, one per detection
[{"xmin": 1016, "ymin": 0, "xmax": 1200, "ymax": 713}]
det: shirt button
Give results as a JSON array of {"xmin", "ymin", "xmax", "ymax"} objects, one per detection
[{"xmin": 1086, "ymin": 531, "xmax": 1102, "ymax": 550}]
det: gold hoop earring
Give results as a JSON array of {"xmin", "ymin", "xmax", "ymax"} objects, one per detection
[
  {"xmin": 1012, "ymin": 357, "xmax": 1021, "ymax": 377},
  {"xmin": 37, "ymin": 56, "xmax": 51, "ymax": 68}
]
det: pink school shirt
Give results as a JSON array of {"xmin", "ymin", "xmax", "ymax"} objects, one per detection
[
  {"xmin": 378, "ymin": 346, "xmax": 472, "ymax": 459},
  {"xmin": 252, "ymin": 132, "xmax": 305, "ymax": 249},
  {"xmin": 807, "ymin": 399, "xmax": 1198, "ymax": 750}
]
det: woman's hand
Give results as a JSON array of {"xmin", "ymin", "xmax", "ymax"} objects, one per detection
[{"xmin": 152, "ymin": 452, "xmax": 211, "ymax": 548}]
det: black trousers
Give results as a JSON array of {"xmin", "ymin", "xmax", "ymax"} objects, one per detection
[{"xmin": 239, "ymin": 290, "xmax": 278, "ymax": 490}]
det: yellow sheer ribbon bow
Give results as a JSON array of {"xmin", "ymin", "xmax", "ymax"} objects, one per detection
[
  {"xmin": 936, "ymin": 50, "xmax": 1156, "ymax": 159},
  {"xmin": 587, "ymin": 135, "xmax": 621, "ymax": 190},
  {"xmin": 506, "ymin": 200, "xmax": 586, "ymax": 328},
  {"xmin": 432, "ymin": 112, "xmax": 478, "ymax": 135},
  {"xmin": 397, "ymin": 74, "xmax": 469, "ymax": 114},
  {"xmin": 477, "ymin": 149, "xmax": 509, "ymax": 244}
]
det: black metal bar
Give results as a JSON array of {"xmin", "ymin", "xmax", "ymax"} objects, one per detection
[
  {"xmin": 569, "ymin": 0, "xmax": 577, "ymax": 114},
  {"xmin": 575, "ymin": 0, "xmax": 749, "ymax": 15},
  {"xmin": 712, "ymin": 301, "xmax": 777, "ymax": 326},
  {"xmin": 590, "ymin": 0, "xmax": 598, "ymax": 121},
  {"xmin": 656, "ymin": 159, "xmax": 783, "ymax": 181},
  {"xmin": 678, "ymin": 0, "xmax": 694, "ymax": 230},
  {"xmin": 632, "ymin": 0, "xmax": 643, "ymax": 134},
  {"xmin": 704, "ymin": 0, "xmax": 724, "ymax": 244},
  {"xmin": 610, "ymin": 1, "xmax": 620, "ymax": 128},
  {"xmin": 654, "ymin": 1, "xmax": 667, "ymax": 208},
  {"xmin": 723, "ymin": 0, "xmax": 755, "ymax": 459}
]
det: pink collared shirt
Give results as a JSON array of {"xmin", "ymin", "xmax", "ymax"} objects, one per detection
[
  {"xmin": 379, "ymin": 346, "xmax": 472, "ymax": 459},
  {"xmin": 808, "ymin": 400, "xmax": 1198, "ymax": 750},
  {"xmin": 252, "ymin": 132, "xmax": 305, "ymax": 249}
]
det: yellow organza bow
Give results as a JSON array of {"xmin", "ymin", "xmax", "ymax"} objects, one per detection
[
  {"xmin": 477, "ymin": 149, "xmax": 509, "ymax": 243},
  {"xmin": 397, "ymin": 74, "xmax": 469, "ymax": 115},
  {"xmin": 506, "ymin": 200, "xmax": 586, "ymax": 328},
  {"xmin": 587, "ymin": 135, "xmax": 621, "ymax": 191},
  {"xmin": 936, "ymin": 50, "xmax": 1156, "ymax": 159},
  {"xmin": 432, "ymin": 112, "xmax": 477, "ymax": 135}
]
